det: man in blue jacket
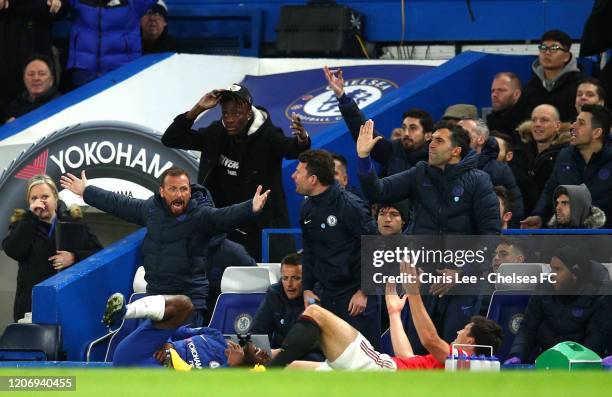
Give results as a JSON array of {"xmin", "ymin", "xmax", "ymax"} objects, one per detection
[
  {"xmin": 60, "ymin": 166, "xmax": 270, "ymax": 326},
  {"xmin": 291, "ymin": 149, "xmax": 380, "ymax": 348},
  {"xmin": 522, "ymin": 104, "xmax": 612, "ymax": 228},
  {"xmin": 356, "ymin": 119, "xmax": 499, "ymax": 353},
  {"xmin": 102, "ymin": 292, "xmax": 270, "ymax": 368},
  {"xmin": 323, "ymin": 66, "xmax": 433, "ymax": 177}
]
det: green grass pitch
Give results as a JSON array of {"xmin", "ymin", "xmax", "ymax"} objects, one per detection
[{"xmin": 0, "ymin": 369, "xmax": 610, "ymax": 396}]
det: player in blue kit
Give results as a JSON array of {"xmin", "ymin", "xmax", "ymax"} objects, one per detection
[{"xmin": 103, "ymin": 293, "xmax": 270, "ymax": 369}]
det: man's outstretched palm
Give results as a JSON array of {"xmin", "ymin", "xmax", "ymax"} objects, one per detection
[
  {"xmin": 357, "ymin": 119, "xmax": 382, "ymax": 158},
  {"xmin": 60, "ymin": 170, "xmax": 88, "ymax": 196}
]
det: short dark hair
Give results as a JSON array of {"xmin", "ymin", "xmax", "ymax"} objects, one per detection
[
  {"xmin": 490, "ymin": 131, "xmax": 514, "ymax": 153},
  {"xmin": 494, "ymin": 72, "xmax": 522, "ymax": 90},
  {"xmin": 297, "ymin": 149, "xmax": 335, "ymax": 186},
  {"xmin": 581, "ymin": 104, "xmax": 612, "ymax": 143},
  {"xmin": 577, "ymin": 77, "xmax": 606, "ymax": 104},
  {"xmin": 402, "ymin": 108, "xmax": 434, "ymax": 133},
  {"xmin": 494, "ymin": 185, "xmax": 513, "ymax": 214},
  {"xmin": 377, "ymin": 203, "xmax": 408, "ymax": 222},
  {"xmin": 434, "ymin": 121, "xmax": 471, "ymax": 159},
  {"xmin": 541, "ymin": 29, "xmax": 572, "ymax": 51},
  {"xmin": 468, "ymin": 315, "xmax": 503, "ymax": 355},
  {"xmin": 331, "ymin": 153, "xmax": 348, "ymax": 175},
  {"xmin": 281, "ymin": 252, "xmax": 302, "ymax": 269},
  {"xmin": 497, "ymin": 237, "xmax": 525, "ymax": 258},
  {"xmin": 159, "ymin": 167, "xmax": 191, "ymax": 187},
  {"xmin": 23, "ymin": 53, "xmax": 56, "ymax": 81}
]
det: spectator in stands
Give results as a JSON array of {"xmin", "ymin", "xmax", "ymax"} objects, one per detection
[
  {"xmin": 505, "ymin": 245, "xmax": 612, "ymax": 364},
  {"xmin": 141, "ymin": 0, "xmax": 179, "ymax": 55},
  {"xmin": 269, "ymin": 262, "xmax": 502, "ymax": 370},
  {"xmin": 494, "ymin": 186, "xmax": 513, "ymax": 230},
  {"xmin": 486, "ymin": 72, "xmax": 529, "ymax": 140},
  {"xmin": 251, "ymin": 252, "xmax": 322, "ymax": 362},
  {"xmin": 575, "ymin": 77, "xmax": 606, "ymax": 114},
  {"xmin": 357, "ymin": 119, "xmax": 499, "ymax": 353},
  {"xmin": 441, "ymin": 104, "xmax": 478, "ymax": 123},
  {"xmin": 523, "ymin": 29, "xmax": 586, "ymax": 122},
  {"xmin": 522, "ymin": 104, "xmax": 612, "ymax": 228},
  {"xmin": 547, "ymin": 184, "xmax": 606, "ymax": 229},
  {"xmin": 516, "ymin": 104, "xmax": 570, "ymax": 214},
  {"xmin": 323, "ymin": 66, "xmax": 433, "ymax": 177},
  {"xmin": 2, "ymin": 55, "xmax": 59, "ymax": 124},
  {"xmin": 491, "ymin": 238, "xmax": 526, "ymax": 273},
  {"xmin": 162, "ymin": 84, "xmax": 310, "ymax": 262},
  {"xmin": 102, "ymin": 292, "xmax": 270, "ymax": 368},
  {"xmin": 458, "ymin": 118, "xmax": 524, "ymax": 226},
  {"xmin": 2, "ymin": 174, "xmax": 102, "ymax": 322},
  {"xmin": 59, "ymin": 167, "xmax": 270, "ymax": 326},
  {"xmin": 491, "ymin": 131, "xmax": 514, "ymax": 163},
  {"xmin": 331, "ymin": 153, "xmax": 363, "ymax": 199},
  {"xmin": 64, "ymin": 0, "xmax": 157, "ymax": 87},
  {"xmin": 292, "ymin": 149, "xmax": 380, "ymax": 349},
  {"xmin": 0, "ymin": 0, "xmax": 62, "ymax": 112}
]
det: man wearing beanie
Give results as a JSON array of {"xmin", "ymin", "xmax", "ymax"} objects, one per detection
[
  {"xmin": 141, "ymin": 0, "xmax": 179, "ymax": 54},
  {"xmin": 505, "ymin": 245, "xmax": 612, "ymax": 364},
  {"xmin": 548, "ymin": 184, "xmax": 606, "ymax": 228}
]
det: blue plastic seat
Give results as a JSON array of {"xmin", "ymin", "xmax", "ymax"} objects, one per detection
[
  {"xmin": 0, "ymin": 323, "xmax": 63, "ymax": 361},
  {"xmin": 208, "ymin": 293, "xmax": 266, "ymax": 334},
  {"xmin": 486, "ymin": 290, "xmax": 531, "ymax": 361}
]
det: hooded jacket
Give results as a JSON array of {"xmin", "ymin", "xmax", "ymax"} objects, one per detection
[
  {"xmin": 547, "ymin": 184, "xmax": 606, "ymax": 228},
  {"xmin": 533, "ymin": 145, "xmax": 612, "ymax": 228},
  {"xmin": 508, "ymin": 257, "xmax": 612, "ymax": 362},
  {"xmin": 523, "ymin": 55, "xmax": 586, "ymax": 122},
  {"xmin": 358, "ymin": 150, "xmax": 500, "ymax": 235},
  {"xmin": 82, "ymin": 184, "xmax": 255, "ymax": 309},
  {"xmin": 2, "ymin": 201, "xmax": 103, "ymax": 321},
  {"xmin": 477, "ymin": 138, "xmax": 525, "ymax": 226},
  {"xmin": 162, "ymin": 106, "xmax": 310, "ymax": 259},
  {"xmin": 338, "ymin": 93, "xmax": 428, "ymax": 176},
  {"xmin": 65, "ymin": 0, "xmax": 156, "ymax": 75}
]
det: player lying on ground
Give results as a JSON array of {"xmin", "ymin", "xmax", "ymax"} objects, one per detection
[
  {"xmin": 268, "ymin": 262, "xmax": 503, "ymax": 370},
  {"xmin": 102, "ymin": 293, "xmax": 270, "ymax": 369}
]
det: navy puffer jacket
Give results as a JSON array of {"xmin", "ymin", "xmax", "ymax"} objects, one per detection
[{"xmin": 359, "ymin": 150, "xmax": 500, "ymax": 235}]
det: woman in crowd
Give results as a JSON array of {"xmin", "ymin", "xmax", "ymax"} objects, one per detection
[{"xmin": 2, "ymin": 174, "xmax": 103, "ymax": 322}]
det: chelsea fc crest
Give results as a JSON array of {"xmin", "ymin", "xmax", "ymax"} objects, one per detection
[
  {"xmin": 326, "ymin": 215, "xmax": 338, "ymax": 227},
  {"xmin": 509, "ymin": 313, "xmax": 524, "ymax": 335},
  {"xmin": 234, "ymin": 313, "xmax": 253, "ymax": 333},
  {"xmin": 286, "ymin": 78, "xmax": 398, "ymax": 124}
]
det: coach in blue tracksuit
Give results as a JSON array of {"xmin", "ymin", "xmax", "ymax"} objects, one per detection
[
  {"xmin": 357, "ymin": 119, "xmax": 500, "ymax": 354},
  {"xmin": 522, "ymin": 104, "xmax": 612, "ymax": 229},
  {"xmin": 59, "ymin": 166, "xmax": 270, "ymax": 326},
  {"xmin": 291, "ymin": 149, "xmax": 381, "ymax": 349}
]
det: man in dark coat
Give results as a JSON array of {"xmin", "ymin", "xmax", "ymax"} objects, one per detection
[
  {"xmin": 486, "ymin": 72, "xmax": 530, "ymax": 141},
  {"xmin": 60, "ymin": 166, "xmax": 271, "ymax": 326},
  {"xmin": 140, "ymin": 0, "xmax": 179, "ymax": 54},
  {"xmin": 162, "ymin": 84, "xmax": 310, "ymax": 261},
  {"xmin": 357, "ymin": 119, "xmax": 499, "ymax": 354},
  {"xmin": 522, "ymin": 104, "xmax": 612, "ymax": 229},
  {"xmin": 522, "ymin": 30, "xmax": 586, "ymax": 123}
]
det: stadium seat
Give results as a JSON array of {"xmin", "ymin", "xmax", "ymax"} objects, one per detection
[
  {"xmin": 0, "ymin": 323, "xmax": 63, "ymax": 361},
  {"xmin": 257, "ymin": 263, "xmax": 282, "ymax": 284},
  {"xmin": 486, "ymin": 291, "xmax": 531, "ymax": 361},
  {"xmin": 220, "ymin": 266, "xmax": 271, "ymax": 293},
  {"xmin": 85, "ymin": 292, "xmax": 148, "ymax": 362},
  {"xmin": 495, "ymin": 263, "xmax": 549, "ymax": 291},
  {"xmin": 208, "ymin": 292, "xmax": 266, "ymax": 334},
  {"xmin": 379, "ymin": 328, "xmax": 394, "ymax": 355}
]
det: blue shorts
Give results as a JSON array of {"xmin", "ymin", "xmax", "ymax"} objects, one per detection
[{"xmin": 113, "ymin": 320, "xmax": 175, "ymax": 367}]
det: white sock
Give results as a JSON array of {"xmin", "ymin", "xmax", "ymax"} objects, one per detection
[{"xmin": 124, "ymin": 295, "xmax": 166, "ymax": 321}]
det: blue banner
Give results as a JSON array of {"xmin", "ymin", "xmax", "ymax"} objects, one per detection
[{"xmin": 193, "ymin": 64, "xmax": 434, "ymax": 137}]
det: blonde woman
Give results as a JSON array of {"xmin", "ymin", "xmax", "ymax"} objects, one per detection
[{"xmin": 2, "ymin": 174, "xmax": 102, "ymax": 322}]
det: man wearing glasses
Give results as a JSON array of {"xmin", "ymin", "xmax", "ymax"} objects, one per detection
[{"xmin": 523, "ymin": 30, "xmax": 586, "ymax": 123}]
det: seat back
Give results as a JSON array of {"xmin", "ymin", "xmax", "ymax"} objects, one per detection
[
  {"xmin": 495, "ymin": 263, "xmax": 549, "ymax": 291},
  {"xmin": 208, "ymin": 292, "xmax": 266, "ymax": 334},
  {"xmin": 221, "ymin": 266, "xmax": 271, "ymax": 293},
  {"xmin": 0, "ymin": 323, "xmax": 63, "ymax": 361},
  {"xmin": 379, "ymin": 328, "xmax": 394, "ymax": 356},
  {"xmin": 257, "ymin": 263, "xmax": 282, "ymax": 284},
  {"xmin": 103, "ymin": 292, "xmax": 148, "ymax": 362},
  {"xmin": 486, "ymin": 291, "xmax": 531, "ymax": 361}
]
